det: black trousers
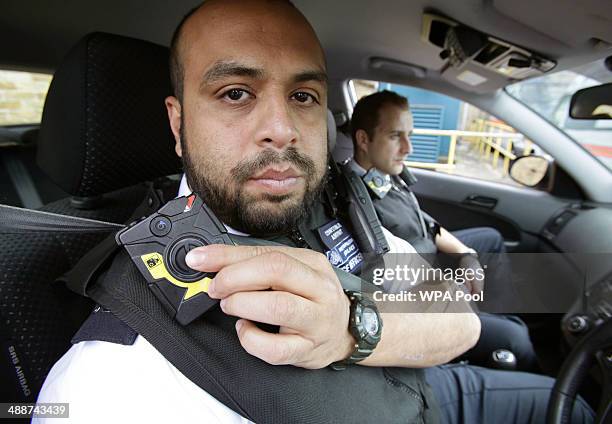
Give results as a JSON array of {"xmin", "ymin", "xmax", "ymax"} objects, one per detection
[
  {"xmin": 425, "ymin": 364, "xmax": 594, "ymax": 424},
  {"xmin": 451, "ymin": 227, "xmax": 506, "ymax": 254},
  {"xmin": 451, "ymin": 227, "xmax": 539, "ymax": 372},
  {"xmin": 462, "ymin": 313, "xmax": 539, "ymax": 372},
  {"xmin": 451, "ymin": 226, "xmax": 516, "ymax": 311}
]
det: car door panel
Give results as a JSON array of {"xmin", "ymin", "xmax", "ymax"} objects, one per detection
[{"xmin": 410, "ymin": 168, "xmax": 570, "ymax": 250}]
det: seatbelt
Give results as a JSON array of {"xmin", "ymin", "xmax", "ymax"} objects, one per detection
[
  {"xmin": 398, "ymin": 166, "xmax": 419, "ymax": 186},
  {"xmin": 0, "ymin": 182, "xmax": 168, "ymax": 296},
  {"xmin": 0, "ymin": 204, "xmax": 124, "ymax": 233},
  {"xmin": 0, "ymin": 185, "xmax": 364, "ymax": 296},
  {"xmin": 60, "ymin": 184, "xmax": 167, "ymax": 295},
  {"xmin": 392, "ymin": 176, "xmax": 429, "ymax": 239},
  {"xmin": 396, "ymin": 166, "xmax": 441, "ymax": 239},
  {"xmin": 2, "ymin": 153, "xmax": 43, "ymax": 209},
  {"xmin": 0, "ymin": 178, "xmax": 181, "ymax": 235}
]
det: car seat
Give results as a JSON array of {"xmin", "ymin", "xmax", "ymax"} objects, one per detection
[{"xmin": 0, "ymin": 32, "xmax": 181, "ymax": 402}]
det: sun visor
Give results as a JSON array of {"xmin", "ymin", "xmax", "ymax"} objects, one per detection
[{"xmin": 422, "ymin": 13, "xmax": 556, "ymax": 92}]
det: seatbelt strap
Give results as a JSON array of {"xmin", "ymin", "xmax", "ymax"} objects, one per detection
[
  {"xmin": 0, "ymin": 182, "xmax": 167, "ymax": 296},
  {"xmin": 393, "ymin": 176, "xmax": 429, "ymax": 239},
  {"xmin": 398, "ymin": 166, "xmax": 418, "ymax": 186},
  {"xmin": 2, "ymin": 153, "xmax": 43, "ymax": 209},
  {"xmin": 395, "ymin": 166, "xmax": 441, "ymax": 239},
  {"xmin": 0, "ymin": 181, "xmax": 365, "ymax": 297},
  {"xmin": 58, "ymin": 184, "xmax": 166, "ymax": 296},
  {"xmin": 0, "ymin": 204, "xmax": 124, "ymax": 233}
]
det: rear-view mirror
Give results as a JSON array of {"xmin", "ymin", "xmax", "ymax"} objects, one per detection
[{"xmin": 569, "ymin": 83, "xmax": 612, "ymax": 120}]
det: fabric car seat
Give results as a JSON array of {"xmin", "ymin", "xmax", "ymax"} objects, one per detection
[{"xmin": 0, "ymin": 32, "xmax": 181, "ymax": 402}]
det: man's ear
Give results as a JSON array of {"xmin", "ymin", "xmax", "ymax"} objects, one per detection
[
  {"xmin": 355, "ymin": 129, "xmax": 370, "ymax": 155},
  {"xmin": 165, "ymin": 96, "xmax": 182, "ymax": 157}
]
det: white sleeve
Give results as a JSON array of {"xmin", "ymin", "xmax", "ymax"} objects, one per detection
[
  {"xmin": 381, "ymin": 226, "xmax": 417, "ymax": 254},
  {"xmin": 33, "ymin": 336, "xmax": 252, "ymax": 424}
]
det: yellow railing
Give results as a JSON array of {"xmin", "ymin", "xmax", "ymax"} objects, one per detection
[
  {"xmin": 471, "ymin": 118, "xmax": 533, "ymax": 158},
  {"xmin": 406, "ymin": 128, "xmax": 524, "ymax": 175}
]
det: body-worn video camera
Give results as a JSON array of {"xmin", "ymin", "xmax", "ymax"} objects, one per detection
[{"xmin": 116, "ymin": 194, "xmax": 233, "ymax": 325}]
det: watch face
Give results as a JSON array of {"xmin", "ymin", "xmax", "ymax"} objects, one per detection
[{"xmin": 361, "ymin": 306, "xmax": 380, "ymax": 336}]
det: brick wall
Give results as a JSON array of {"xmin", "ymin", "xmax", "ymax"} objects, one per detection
[{"xmin": 0, "ymin": 70, "xmax": 52, "ymax": 126}]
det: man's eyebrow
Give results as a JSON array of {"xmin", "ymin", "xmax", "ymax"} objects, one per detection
[
  {"xmin": 200, "ymin": 61, "xmax": 265, "ymax": 87},
  {"xmin": 293, "ymin": 70, "xmax": 328, "ymax": 85}
]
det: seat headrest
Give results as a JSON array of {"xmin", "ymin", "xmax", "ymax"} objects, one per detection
[
  {"xmin": 37, "ymin": 32, "xmax": 182, "ymax": 198},
  {"xmin": 327, "ymin": 109, "xmax": 337, "ymax": 152}
]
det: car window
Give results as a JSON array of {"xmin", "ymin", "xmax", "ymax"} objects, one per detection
[
  {"xmin": 506, "ymin": 58, "xmax": 612, "ymax": 172},
  {"xmin": 349, "ymin": 79, "xmax": 546, "ymax": 187},
  {"xmin": 0, "ymin": 70, "xmax": 52, "ymax": 125}
]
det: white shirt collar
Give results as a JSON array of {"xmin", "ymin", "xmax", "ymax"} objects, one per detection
[
  {"xmin": 347, "ymin": 157, "xmax": 393, "ymax": 181},
  {"xmin": 346, "ymin": 157, "xmax": 367, "ymax": 176},
  {"xmin": 177, "ymin": 173, "xmax": 191, "ymax": 197},
  {"xmin": 177, "ymin": 174, "xmax": 249, "ymax": 236}
]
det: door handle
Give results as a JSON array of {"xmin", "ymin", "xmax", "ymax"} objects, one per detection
[{"xmin": 463, "ymin": 195, "xmax": 497, "ymax": 209}]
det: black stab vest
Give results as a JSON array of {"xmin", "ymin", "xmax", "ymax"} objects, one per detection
[
  {"xmin": 75, "ymin": 200, "xmax": 440, "ymax": 424},
  {"xmin": 371, "ymin": 178, "xmax": 438, "ymax": 256}
]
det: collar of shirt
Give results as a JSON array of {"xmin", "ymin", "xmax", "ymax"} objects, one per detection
[
  {"xmin": 347, "ymin": 157, "xmax": 393, "ymax": 181},
  {"xmin": 346, "ymin": 157, "xmax": 368, "ymax": 177},
  {"xmin": 177, "ymin": 174, "xmax": 249, "ymax": 236}
]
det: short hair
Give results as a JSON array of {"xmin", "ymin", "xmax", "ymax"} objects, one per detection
[
  {"xmin": 169, "ymin": 4, "xmax": 202, "ymax": 102},
  {"xmin": 169, "ymin": 0, "xmax": 298, "ymax": 102},
  {"xmin": 350, "ymin": 90, "xmax": 409, "ymax": 144}
]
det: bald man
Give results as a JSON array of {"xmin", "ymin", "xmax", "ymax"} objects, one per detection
[{"xmin": 35, "ymin": 1, "xmax": 594, "ymax": 423}]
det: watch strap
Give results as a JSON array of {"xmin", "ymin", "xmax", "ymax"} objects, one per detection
[{"xmin": 330, "ymin": 291, "xmax": 381, "ymax": 371}]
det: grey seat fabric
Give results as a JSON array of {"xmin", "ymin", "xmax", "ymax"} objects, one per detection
[
  {"xmin": 0, "ymin": 32, "xmax": 181, "ymax": 402},
  {"xmin": 332, "ymin": 130, "xmax": 354, "ymax": 164}
]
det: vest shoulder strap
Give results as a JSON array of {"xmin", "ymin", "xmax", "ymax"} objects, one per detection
[
  {"xmin": 334, "ymin": 161, "xmax": 390, "ymax": 255},
  {"xmin": 72, "ymin": 305, "xmax": 138, "ymax": 346}
]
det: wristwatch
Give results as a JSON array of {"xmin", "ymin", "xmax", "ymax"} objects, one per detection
[
  {"xmin": 331, "ymin": 291, "xmax": 383, "ymax": 370},
  {"xmin": 459, "ymin": 248, "xmax": 479, "ymax": 266}
]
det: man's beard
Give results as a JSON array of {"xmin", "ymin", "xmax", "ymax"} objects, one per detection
[{"xmin": 180, "ymin": 128, "xmax": 327, "ymax": 236}]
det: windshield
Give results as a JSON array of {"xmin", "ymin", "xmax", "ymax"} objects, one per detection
[{"xmin": 506, "ymin": 58, "xmax": 612, "ymax": 172}]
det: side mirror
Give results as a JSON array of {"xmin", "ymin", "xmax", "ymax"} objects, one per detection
[
  {"xmin": 569, "ymin": 83, "xmax": 612, "ymax": 120},
  {"xmin": 509, "ymin": 155, "xmax": 550, "ymax": 187}
]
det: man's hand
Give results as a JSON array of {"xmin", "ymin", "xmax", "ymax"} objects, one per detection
[
  {"xmin": 435, "ymin": 228, "xmax": 484, "ymax": 294},
  {"xmin": 458, "ymin": 252, "xmax": 484, "ymax": 295},
  {"xmin": 185, "ymin": 244, "xmax": 355, "ymax": 369}
]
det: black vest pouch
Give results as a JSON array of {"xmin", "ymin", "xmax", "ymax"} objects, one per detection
[{"xmin": 86, "ymin": 247, "xmax": 439, "ymax": 423}]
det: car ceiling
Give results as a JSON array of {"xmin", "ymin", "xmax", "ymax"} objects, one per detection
[{"xmin": 2, "ymin": 0, "xmax": 612, "ymax": 93}]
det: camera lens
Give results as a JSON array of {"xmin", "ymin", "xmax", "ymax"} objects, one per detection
[{"xmin": 150, "ymin": 216, "xmax": 172, "ymax": 237}]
